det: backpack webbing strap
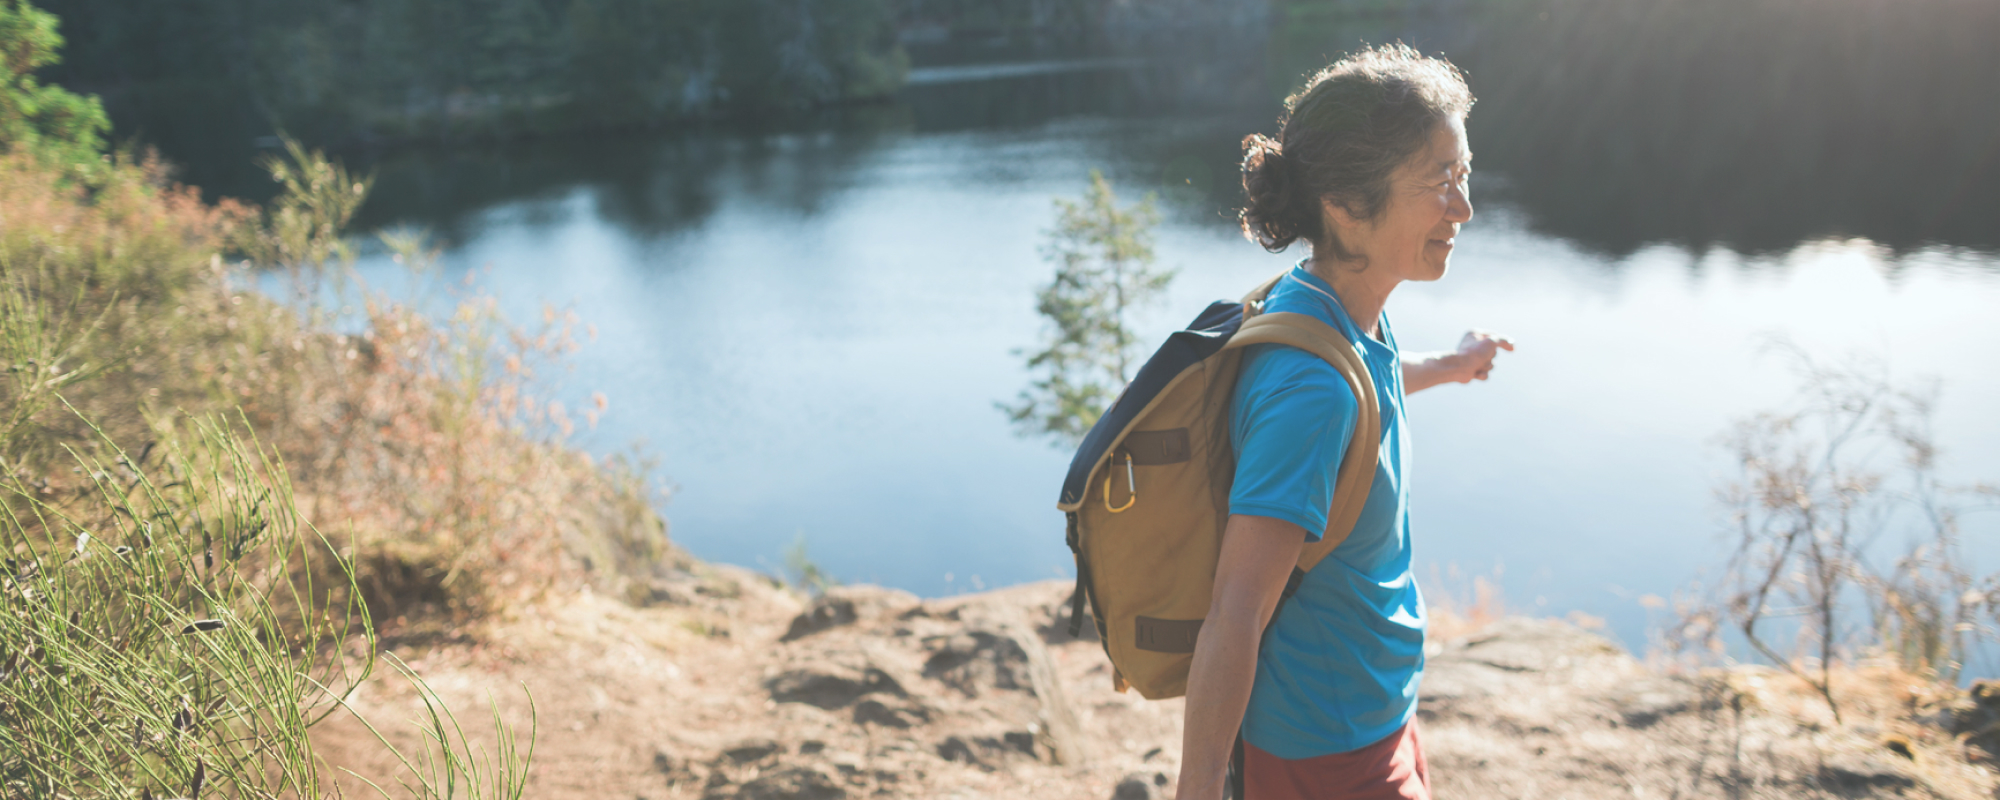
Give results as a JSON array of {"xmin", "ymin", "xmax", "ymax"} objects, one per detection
[
  {"xmin": 1228, "ymin": 732, "xmax": 1247, "ymax": 799},
  {"xmin": 1281, "ymin": 565, "xmax": 1307, "ymax": 601},
  {"xmin": 1067, "ymin": 569, "xmax": 1091, "ymax": 638},
  {"xmin": 1065, "ymin": 511, "xmax": 1097, "ymax": 639},
  {"xmin": 1222, "ymin": 311, "xmax": 1382, "ymax": 575},
  {"xmin": 1228, "ymin": 566, "xmax": 1305, "ymax": 800}
]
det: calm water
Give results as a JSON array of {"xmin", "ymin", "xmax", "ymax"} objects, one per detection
[{"xmin": 241, "ymin": 8, "xmax": 2000, "ymax": 652}]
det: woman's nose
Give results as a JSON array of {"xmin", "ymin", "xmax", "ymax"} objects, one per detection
[{"xmin": 1447, "ymin": 181, "xmax": 1473, "ymax": 223}]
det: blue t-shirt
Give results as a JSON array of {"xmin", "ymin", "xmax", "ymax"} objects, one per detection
[{"xmin": 1229, "ymin": 264, "xmax": 1424, "ymax": 758}]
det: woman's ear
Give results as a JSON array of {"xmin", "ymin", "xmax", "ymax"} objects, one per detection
[
  {"xmin": 1328, "ymin": 197, "xmax": 1360, "ymax": 231},
  {"xmin": 1321, "ymin": 196, "xmax": 1363, "ymax": 236}
]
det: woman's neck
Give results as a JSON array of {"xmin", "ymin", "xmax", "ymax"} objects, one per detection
[{"xmin": 1306, "ymin": 253, "xmax": 1396, "ymax": 339}]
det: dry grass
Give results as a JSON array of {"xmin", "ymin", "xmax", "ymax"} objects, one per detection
[
  {"xmin": 0, "ymin": 143, "xmax": 669, "ymax": 638},
  {"xmin": 1426, "ymin": 564, "xmax": 1507, "ymax": 641},
  {"xmin": 0, "ymin": 149, "xmax": 252, "ymax": 468},
  {"xmin": 267, "ymin": 287, "xmax": 669, "ymax": 626}
]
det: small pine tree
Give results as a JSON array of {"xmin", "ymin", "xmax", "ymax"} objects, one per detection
[
  {"xmin": 0, "ymin": 0, "xmax": 107, "ymax": 170},
  {"xmin": 1003, "ymin": 170, "xmax": 1174, "ymax": 447}
]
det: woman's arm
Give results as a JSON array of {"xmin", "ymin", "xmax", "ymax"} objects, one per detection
[
  {"xmin": 1402, "ymin": 330, "xmax": 1515, "ymax": 394},
  {"xmin": 1175, "ymin": 514, "xmax": 1308, "ymax": 800}
]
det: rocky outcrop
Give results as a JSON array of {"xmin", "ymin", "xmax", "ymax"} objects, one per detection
[
  {"xmin": 1423, "ymin": 618, "xmax": 1984, "ymax": 799},
  {"xmin": 312, "ymin": 569, "xmax": 1998, "ymax": 800}
]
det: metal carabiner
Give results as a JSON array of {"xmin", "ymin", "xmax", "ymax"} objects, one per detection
[{"xmin": 1104, "ymin": 452, "xmax": 1136, "ymax": 513}]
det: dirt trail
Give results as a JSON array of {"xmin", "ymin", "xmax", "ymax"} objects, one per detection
[{"xmin": 312, "ymin": 563, "xmax": 2000, "ymax": 799}]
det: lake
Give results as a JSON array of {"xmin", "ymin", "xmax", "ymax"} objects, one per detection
[{"xmin": 228, "ymin": 5, "xmax": 2000, "ymax": 654}]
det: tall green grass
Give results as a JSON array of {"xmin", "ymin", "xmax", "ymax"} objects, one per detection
[
  {"xmin": 0, "ymin": 281, "xmax": 534, "ymax": 797},
  {"xmin": 0, "ymin": 9, "xmax": 630, "ymax": 790}
]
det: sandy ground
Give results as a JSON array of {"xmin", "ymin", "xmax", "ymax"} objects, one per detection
[{"xmin": 310, "ymin": 563, "xmax": 2000, "ymax": 799}]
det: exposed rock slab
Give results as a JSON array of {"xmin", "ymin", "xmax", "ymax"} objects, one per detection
[{"xmin": 310, "ymin": 571, "xmax": 1999, "ymax": 800}]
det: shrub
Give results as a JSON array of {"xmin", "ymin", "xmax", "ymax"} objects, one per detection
[
  {"xmin": 0, "ymin": 0, "xmax": 108, "ymax": 173},
  {"xmin": 1675, "ymin": 347, "xmax": 1999, "ymax": 719},
  {"xmin": 0, "ymin": 288, "xmax": 532, "ymax": 799},
  {"xmin": 1002, "ymin": 170, "xmax": 1173, "ymax": 447}
]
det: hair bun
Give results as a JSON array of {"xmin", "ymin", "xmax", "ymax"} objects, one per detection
[{"xmin": 1239, "ymin": 133, "xmax": 1313, "ymax": 252}]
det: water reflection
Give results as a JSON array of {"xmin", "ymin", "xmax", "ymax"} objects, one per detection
[
  {"xmin": 351, "ymin": 121, "xmax": 916, "ymax": 244},
  {"xmin": 293, "ymin": 5, "xmax": 2000, "ymax": 653},
  {"xmin": 1449, "ymin": 0, "xmax": 2000, "ymax": 255},
  {"xmin": 324, "ymin": 0, "xmax": 2000, "ymax": 261}
]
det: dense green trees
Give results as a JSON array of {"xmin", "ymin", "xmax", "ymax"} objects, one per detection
[
  {"xmin": 0, "ymin": 0, "xmax": 104, "ymax": 168},
  {"xmin": 32, "ymin": 0, "xmax": 911, "ymax": 145}
]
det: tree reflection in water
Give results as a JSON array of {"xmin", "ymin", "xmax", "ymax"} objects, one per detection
[{"xmin": 137, "ymin": 0, "xmax": 1999, "ymax": 263}]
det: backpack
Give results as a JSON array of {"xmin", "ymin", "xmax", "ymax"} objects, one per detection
[{"xmin": 1058, "ymin": 271, "xmax": 1382, "ymax": 699}]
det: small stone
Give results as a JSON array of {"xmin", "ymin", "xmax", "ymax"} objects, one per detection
[
  {"xmin": 853, "ymin": 699, "xmax": 929, "ymax": 728},
  {"xmin": 767, "ymin": 665, "xmax": 904, "ymax": 709},
  {"xmin": 783, "ymin": 597, "xmax": 860, "ymax": 641},
  {"xmin": 732, "ymin": 766, "xmax": 846, "ymax": 800},
  {"xmin": 1112, "ymin": 772, "xmax": 1158, "ymax": 800},
  {"xmin": 935, "ymin": 736, "xmax": 979, "ymax": 765},
  {"xmin": 638, "ymin": 579, "xmax": 696, "ymax": 606},
  {"xmin": 724, "ymin": 738, "xmax": 782, "ymax": 764},
  {"xmin": 1816, "ymin": 761, "xmax": 1916, "ymax": 790},
  {"xmin": 922, "ymin": 631, "xmax": 1030, "ymax": 697}
]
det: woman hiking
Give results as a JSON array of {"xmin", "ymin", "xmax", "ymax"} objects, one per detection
[{"xmin": 1175, "ymin": 44, "xmax": 1512, "ymax": 800}]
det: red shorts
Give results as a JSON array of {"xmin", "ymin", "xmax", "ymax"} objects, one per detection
[{"xmin": 1243, "ymin": 720, "xmax": 1430, "ymax": 800}]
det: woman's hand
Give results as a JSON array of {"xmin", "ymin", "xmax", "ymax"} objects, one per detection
[
  {"xmin": 1452, "ymin": 329, "xmax": 1514, "ymax": 381},
  {"xmin": 1402, "ymin": 330, "xmax": 1514, "ymax": 393}
]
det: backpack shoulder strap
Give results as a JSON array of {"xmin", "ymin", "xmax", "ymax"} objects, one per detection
[
  {"xmin": 1240, "ymin": 271, "xmax": 1287, "ymax": 313},
  {"xmin": 1222, "ymin": 311, "xmax": 1381, "ymax": 573}
]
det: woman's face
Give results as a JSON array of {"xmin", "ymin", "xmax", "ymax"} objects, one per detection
[{"xmin": 1326, "ymin": 117, "xmax": 1474, "ymax": 283}]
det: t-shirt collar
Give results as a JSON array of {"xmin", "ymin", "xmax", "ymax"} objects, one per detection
[{"xmin": 1283, "ymin": 262, "xmax": 1392, "ymax": 352}]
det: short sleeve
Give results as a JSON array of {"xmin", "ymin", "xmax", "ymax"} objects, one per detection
[{"xmin": 1227, "ymin": 344, "xmax": 1360, "ymax": 541}]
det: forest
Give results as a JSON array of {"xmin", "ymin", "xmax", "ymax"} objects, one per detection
[{"xmin": 27, "ymin": 0, "xmax": 1222, "ymax": 147}]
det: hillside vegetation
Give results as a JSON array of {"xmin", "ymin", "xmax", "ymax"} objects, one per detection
[{"xmin": 2, "ymin": 3, "xmax": 665, "ymax": 792}]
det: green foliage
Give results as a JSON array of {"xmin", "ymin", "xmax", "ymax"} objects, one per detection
[
  {"xmin": 0, "ymin": 292, "xmax": 535, "ymax": 799},
  {"xmin": 0, "ymin": 101, "xmax": 559, "ymax": 795},
  {"xmin": 0, "ymin": 0, "xmax": 105, "ymax": 171},
  {"xmin": 33, "ymin": 0, "xmax": 908, "ymax": 142},
  {"xmin": 718, "ymin": 0, "xmax": 908, "ymax": 110},
  {"xmin": 1003, "ymin": 170, "xmax": 1172, "ymax": 447},
  {"xmin": 782, "ymin": 532, "xmax": 838, "ymax": 596},
  {"xmin": 0, "ymin": 270, "xmax": 108, "ymax": 457},
  {"xmin": 238, "ymin": 135, "xmax": 372, "ymax": 306},
  {"xmin": 0, "ymin": 406, "xmax": 348, "ymax": 798},
  {"xmin": 565, "ymin": 0, "xmax": 712, "ymax": 125},
  {"xmin": 0, "ymin": 150, "xmax": 253, "ymax": 477}
]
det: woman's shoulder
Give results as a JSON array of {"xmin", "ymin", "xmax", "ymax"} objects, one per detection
[{"xmin": 1236, "ymin": 342, "xmax": 1361, "ymax": 416}]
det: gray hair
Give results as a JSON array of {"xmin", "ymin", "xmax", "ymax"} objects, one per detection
[{"xmin": 1240, "ymin": 43, "xmax": 1475, "ymax": 257}]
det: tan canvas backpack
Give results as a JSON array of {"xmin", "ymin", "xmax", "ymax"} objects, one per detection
[{"xmin": 1058, "ymin": 272, "xmax": 1382, "ymax": 699}]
